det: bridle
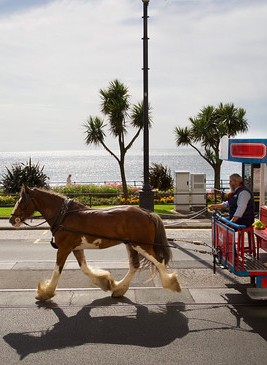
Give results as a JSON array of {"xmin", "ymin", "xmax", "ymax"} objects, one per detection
[
  {"xmin": 10, "ymin": 189, "xmax": 44, "ymax": 227},
  {"xmin": 11, "ymin": 189, "xmax": 73, "ymax": 230},
  {"xmin": 10, "ymin": 191, "xmax": 32, "ymax": 217}
]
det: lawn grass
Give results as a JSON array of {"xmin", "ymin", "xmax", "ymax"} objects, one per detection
[
  {"xmin": 153, "ymin": 204, "xmax": 175, "ymax": 215},
  {"xmin": 0, "ymin": 207, "xmax": 13, "ymax": 217},
  {"xmin": 0, "ymin": 204, "xmax": 175, "ymax": 218}
]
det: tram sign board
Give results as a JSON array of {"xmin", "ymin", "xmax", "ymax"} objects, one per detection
[{"xmin": 220, "ymin": 138, "xmax": 267, "ymax": 163}]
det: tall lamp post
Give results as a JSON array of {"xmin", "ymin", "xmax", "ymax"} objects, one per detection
[{"xmin": 139, "ymin": 0, "xmax": 154, "ymax": 211}]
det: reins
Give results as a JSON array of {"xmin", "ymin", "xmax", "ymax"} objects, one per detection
[
  {"xmin": 49, "ymin": 221, "xmax": 214, "ymax": 255},
  {"xmin": 23, "ymin": 220, "xmax": 48, "ymax": 228},
  {"xmin": 50, "ymin": 223, "xmax": 177, "ymax": 249}
]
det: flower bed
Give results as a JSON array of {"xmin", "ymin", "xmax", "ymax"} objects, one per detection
[
  {"xmin": 0, "ymin": 194, "xmax": 17, "ymax": 206},
  {"xmin": 0, "ymin": 184, "xmax": 176, "ymax": 208}
]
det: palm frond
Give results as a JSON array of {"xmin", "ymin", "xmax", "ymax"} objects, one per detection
[{"xmin": 83, "ymin": 116, "xmax": 106, "ymax": 145}]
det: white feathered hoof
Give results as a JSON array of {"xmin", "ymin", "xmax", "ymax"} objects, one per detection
[
  {"xmin": 35, "ymin": 281, "xmax": 56, "ymax": 301},
  {"xmin": 92, "ymin": 271, "xmax": 116, "ymax": 292},
  {"xmin": 166, "ymin": 272, "xmax": 181, "ymax": 292},
  {"xmin": 157, "ymin": 262, "xmax": 181, "ymax": 293},
  {"xmin": 111, "ymin": 283, "xmax": 129, "ymax": 298}
]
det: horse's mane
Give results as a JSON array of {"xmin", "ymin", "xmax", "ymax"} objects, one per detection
[
  {"xmin": 34, "ymin": 187, "xmax": 67, "ymax": 200},
  {"xmin": 32, "ymin": 187, "xmax": 87, "ymax": 210}
]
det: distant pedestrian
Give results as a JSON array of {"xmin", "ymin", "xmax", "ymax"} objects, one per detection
[{"xmin": 66, "ymin": 174, "xmax": 72, "ymax": 185}]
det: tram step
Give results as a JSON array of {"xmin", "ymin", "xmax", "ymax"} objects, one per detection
[
  {"xmin": 247, "ymin": 287, "xmax": 267, "ymax": 300},
  {"xmin": 237, "ymin": 254, "xmax": 267, "ymax": 273}
]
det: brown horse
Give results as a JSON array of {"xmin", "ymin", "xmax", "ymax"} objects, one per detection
[{"xmin": 9, "ymin": 185, "xmax": 181, "ymax": 301}]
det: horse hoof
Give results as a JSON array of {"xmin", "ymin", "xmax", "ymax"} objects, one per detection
[
  {"xmin": 35, "ymin": 291, "xmax": 55, "ymax": 302},
  {"xmin": 168, "ymin": 273, "xmax": 181, "ymax": 292},
  {"xmin": 35, "ymin": 295, "xmax": 51, "ymax": 302},
  {"xmin": 111, "ymin": 292, "xmax": 124, "ymax": 298},
  {"xmin": 111, "ymin": 284, "xmax": 128, "ymax": 298},
  {"xmin": 36, "ymin": 282, "xmax": 55, "ymax": 301}
]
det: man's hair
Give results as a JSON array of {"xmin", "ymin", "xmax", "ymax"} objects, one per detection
[{"xmin": 230, "ymin": 173, "xmax": 243, "ymax": 183}]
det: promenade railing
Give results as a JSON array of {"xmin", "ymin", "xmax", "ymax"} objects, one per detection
[{"xmin": 0, "ymin": 179, "xmax": 229, "ymax": 209}]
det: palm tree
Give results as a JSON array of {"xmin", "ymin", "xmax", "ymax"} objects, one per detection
[
  {"xmin": 84, "ymin": 79, "xmax": 150, "ymax": 197},
  {"xmin": 174, "ymin": 103, "xmax": 248, "ymax": 190}
]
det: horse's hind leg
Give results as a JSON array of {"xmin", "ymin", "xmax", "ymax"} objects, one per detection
[
  {"xmin": 111, "ymin": 245, "xmax": 139, "ymax": 298},
  {"xmin": 73, "ymin": 250, "xmax": 116, "ymax": 291},
  {"xmin": 36, "ymin": 248, "xmax": 70, "ymax": 301},
  {"xmin": 132, "ymin": 245, "xmax": 181, "ymax": 293}
]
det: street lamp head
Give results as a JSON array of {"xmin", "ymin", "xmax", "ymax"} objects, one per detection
[{"xmin": 142, "ymin": 0, "xmax": 150, "ymax": 3}]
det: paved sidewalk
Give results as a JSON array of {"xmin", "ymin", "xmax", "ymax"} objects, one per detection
[{"xmin": 0, "ymin": 286, "xmax": 257, "ymax": 307}]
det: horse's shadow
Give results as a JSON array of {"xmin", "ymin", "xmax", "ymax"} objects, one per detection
[{"xmin": 4, "ymin": 296, "xmax": 189, "ymax": 360}]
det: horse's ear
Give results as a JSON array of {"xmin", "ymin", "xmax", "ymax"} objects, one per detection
[
  {"xmin": 24, "ymin": 185, "xmax": 35, "ymax": 197},
  {"xmin": 24, "ymin": 184, "xmax": 29, "ymax": 191},
  {"xmin": 22, "ymin": 184, "xmax": 30, "ymax": 193}
]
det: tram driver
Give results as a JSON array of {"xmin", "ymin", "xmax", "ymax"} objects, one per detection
[{"xmin": 209, "ymin": 173, "xmax": 255, "ymax": 227}]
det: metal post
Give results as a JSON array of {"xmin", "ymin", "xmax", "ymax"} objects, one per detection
[{"xmin": 139, "ymin": 0, "xmax": 154, "ymax": 211}]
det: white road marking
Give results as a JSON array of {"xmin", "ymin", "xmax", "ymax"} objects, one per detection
[{"xmin": 33, "ymin": 230, "xmax": 49, "ymax": 244}]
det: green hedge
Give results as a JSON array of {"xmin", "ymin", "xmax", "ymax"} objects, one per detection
[
  {"xmin": 52, "ymin": 184, "xmax": 140, "ymax": 206},
  {"xmin": 0, "ymin": 184, "xmax": 182, "ymax": 207}
]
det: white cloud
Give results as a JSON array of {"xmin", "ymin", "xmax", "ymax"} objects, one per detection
[{"xmin": 0, "ymin": 0, "xmax": 266, "ymax": 152}]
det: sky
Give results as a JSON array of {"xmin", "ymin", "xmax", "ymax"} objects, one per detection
[{"xmin": 0, "ymin": 0, "xmax": 267, "ymax": 152}]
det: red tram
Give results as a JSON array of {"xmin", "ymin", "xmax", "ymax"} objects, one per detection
[
  {"xmin": 212, "ymin": 206, "xmax": 267, "ymax": 300},
  {"xmin": 216, "ymin": 137, "xmax": 267, "ymax": 299}
]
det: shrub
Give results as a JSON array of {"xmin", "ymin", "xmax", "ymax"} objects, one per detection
[
  {"xmin": 52, "ymin": 184, "xmax": 139, "ymax": 206},
  {"xmin": 149, "ymin": 163, "xmax": 174, "ymax": 191},
  {"xmin": 52, "ymin": 184, "xmax": 176, "ymax": 206},
  {"xmin": 0, "ymin": 195, "xmax": 17, "ymax": 206},
  {"xmin": 53, "ymin": 183, "xmax": 139, "ymax": 197},
  {"xmin": 1, "ymin": 158, "xmax": 49, "ymax": 193}
]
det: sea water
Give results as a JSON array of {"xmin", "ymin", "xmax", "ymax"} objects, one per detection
[{"xmin": 0, "ymin": 148, "xmax": 241, "ymax": 187}]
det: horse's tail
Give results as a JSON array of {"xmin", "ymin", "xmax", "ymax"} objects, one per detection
[{"xmin": 151, "ymin": 213, "xmax": 172, "ymax": 265}]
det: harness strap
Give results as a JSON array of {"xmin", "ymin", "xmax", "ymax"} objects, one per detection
[
  {"xmin": 52, "ymin": 224, "xmax": 181, "ymax": 250},
  {"xmin": 58, "ymin": 225, "xmax": 132, "ymax": 245},
  {"xmin": 50, "ymin": 224, "xmax": 133, "ymax": 250},
  {"xmin": 50, "ymin": 199, "xmax": 72, "ymax": 236},
  {"xmin": 23, "ymin": 220, "xmax": 47, "ymax": 228}
]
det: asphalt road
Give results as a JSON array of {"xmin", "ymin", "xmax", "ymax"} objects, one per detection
[{"xmin": 0, "ymin": 228, "xmax": 267, "ymax": 365}]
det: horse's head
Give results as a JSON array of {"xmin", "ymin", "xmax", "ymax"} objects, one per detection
[{"xmin": 9, "ymin": 185, "xmax": 36, "ymax": 228}]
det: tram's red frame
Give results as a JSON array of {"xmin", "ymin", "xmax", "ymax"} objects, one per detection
[{"xmin": 212, "ymin": 213, "xmax": 267, "ymax": 298}]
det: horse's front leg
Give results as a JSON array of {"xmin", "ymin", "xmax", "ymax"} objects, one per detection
[
  {"xmin": 36, "ymin": 248, "xmax": 71, "ymax": 301},
  {"xmin": 72, "ymin": 249, "xmax": 116, "ymax": 291}
]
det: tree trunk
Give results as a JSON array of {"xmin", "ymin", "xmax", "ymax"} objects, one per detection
[
  {"xmin": 118, "ymin": 156, "xmax": 128, "ymax": 198},
  {"xmin": 214, "ymin": 163, "xmax": 221, "ymax": 191},
  {"xmin": 213, "ymin": 162, "xmax": 222, "ymax": 204}
]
